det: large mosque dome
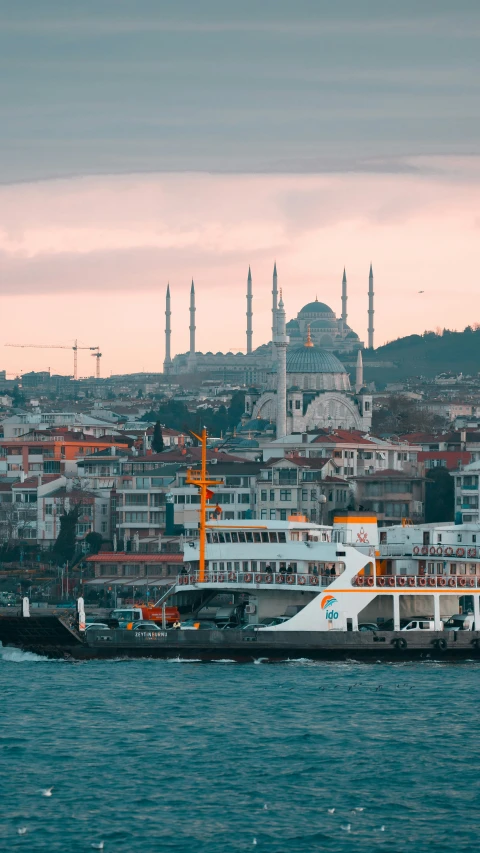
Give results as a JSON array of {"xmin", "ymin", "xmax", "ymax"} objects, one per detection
[
  {"xmin": 286, "ymin": 345, "xmax": 346, "ymax": 374},
  {"xmin": 299, "ymin": 300, "xmax": 334, "ymax": 316}
]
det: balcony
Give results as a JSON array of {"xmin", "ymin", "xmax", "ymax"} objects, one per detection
[{"xmin": 461, "ymin": 484, "xmax": 478, "ymax": 491}]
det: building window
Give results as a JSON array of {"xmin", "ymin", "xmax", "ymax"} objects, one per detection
[
  {"xmin": 261, "ymin": 490, "xmax": 267, "ymax": 502},
  {"xmin": 279, "ymin": 509, "xmax": 287, "ymax": 521},
  {"xmin": 101, "ymin": 522, "xmax": 107, "ymax": 533},
  {"xmin": 260, "ymin": 509, "xmax": 267, "ymax": 519},
  {"xmin": 280, "ymin": 490, "xmax": 291, "ymax": 502},
  {"xmin": 269, "ymin": 509, "xmax": 276, "ymax": 520}
]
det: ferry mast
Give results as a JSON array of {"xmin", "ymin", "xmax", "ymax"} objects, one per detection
[{"xmin": 185, "ymin": 428, "xmax": 223, "ymax": 582}]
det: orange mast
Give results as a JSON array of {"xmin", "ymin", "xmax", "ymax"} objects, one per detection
[{"xmin": 185, "ymin": 428, "xmax": 223, "ymax": 582}]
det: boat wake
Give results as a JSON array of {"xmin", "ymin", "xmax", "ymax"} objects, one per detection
[{"xmin": 0, "ymin": 643, "xmax": 53, "ymax": 663}]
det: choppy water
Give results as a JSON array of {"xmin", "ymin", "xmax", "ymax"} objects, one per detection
[{"xmin": 1, "ymin": 647, "xmax": 479, "ymax": 852}]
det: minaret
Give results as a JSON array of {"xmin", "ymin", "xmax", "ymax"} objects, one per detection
[
  {"xmin": 355, "ymin": 349, "xmax": 364, "ymax": 393},
  {"xmin": 368, "ymin": 264, "xmax": 374, "ymax": 349},
  {"xmin": 246, "ymin": 266, "xmax": 253, "ymax": 354},
  {"xmin": 271, "ymin": 262, "xmax": 278, "ymax": 357},
  {"xmin": 188, "ymin": 279, "xmax": 196, "ymax": 369},
  {"xmin": 341, "ymin": 268, "xmax": 347, "ymax": 326},
  {"xmin": 274, "ymin": 289, "xmax": 289, "ymax": 439},
  {"xmin": 163, "ymin": 283, "xmax": 172, "ymax": 375}
]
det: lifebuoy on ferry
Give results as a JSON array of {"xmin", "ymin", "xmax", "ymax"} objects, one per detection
[
  {"xmin": 309, "ymin": 576, "xmax": 319, "ymax": 586},
  {"xmin": 468, "ymin": 548, "xmax": 476, "ymax": 558},
  {"xmin": 255, "ymin": 574, "xmax": 263, "ymax": 583},
  {"xmin": 418, "ymin": 577, "xmax": 426, "ymax": 586},
  {"xmin": 265, "ymin": 573, "xmax": 273, "ymax": 584},
  {"xmin": 276, "ymin": 574, "xmax": 285, "ymax": 584},
  {"xmin": 421, "ymin": 547, "xmax": 428, "ymax": 555},
  {"xmin": 427, "ymin": 577, "xmax": 435, "ymax": 587},
  {"xmin": 398, "ymin": 576, "xmax": 406, "ymax": 587},
  {"xmin": 407, "ymin": 577, "xmax": 415, "ymax": 587},
  {"xmin": 413, "ymin": 546, "xmax": 420, "ymax": 555},
  {"xmin": 178, "ymin": 576, "xmax": 184, "ymax": 585},
  {"xmin": 378, "ymin": 577, "xmax": 386, "ymax": 587},
  {"xmin": 429, "ymin": 547, "xmax": 436, "ymax": 556},
  {"xmin": 366, "ymin": 577, "xmax": 374, "ymax": 587},
  {"xmin": 228, "ymin": 572, "xmax": 236, "ymax": 581},
  {"xmin": 286, "ymin": 575, "xmax": 295, "ymax": 585},
  {"xmin": 448, "ymin": 577, "xmax": 456, "ymax": 587},
  {"xmin": 217, "ymin": 574, "xmax": 224, "ymax": 583},
  {"xmin": 458, "ymin": 577, "xmax": 467, "ymax": 587},
  {"xmin": 244, "ymin": 573, "xmax": 252, "ymax": 583},
  {"xmin": 437, "ymin": 576, "xmax": 446, "ymax": 587},
  {"xmin": 445, "ymin": 547, "xmax": 453, "ymax": 556},
  {"xmin": 356, "ymin": 576, "xmax": 364, "ymax": 586},
  {"xmin": 456, "ymin": 548, "xmax": 465, "ymax": 557},
  {"xmin": 436, "ymin": 547, "xmax": 443, "ymax": 556},
  {"xmin": 298, "ymin": 575, "xmax": 306, "ymax": 585},
  {"xmin": 387, "ymin": 577, "xmax": 395, "ymax": 587},
  {"xmin": 468, "ymin": 577, "xmax": 475, "ymax": 587}
]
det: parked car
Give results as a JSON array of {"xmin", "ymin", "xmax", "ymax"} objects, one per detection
[
  {"xmin": 85, "ymin": 622, "xmax": 110, "ymax": 632},
  {"xmin": 358, "ymin": 623, "xmax": 381, "ymax": 632},
  {"xmin": 444, "ymin": 614, "xmax": 475, "ymax": 631},
  {"xmin": 129, "ymin": 621, "xmax": 165, "ymax": 632},
  {"xmin": 401, "ymin": 620, "xmax": 435, "ymax": 631},
  {"xmin": 180, "ymin": 619, "xmax": 218, "ymax": 630}
]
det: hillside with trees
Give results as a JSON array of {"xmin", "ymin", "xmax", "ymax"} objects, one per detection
[{"xmin": 362, "ymin": 326, "xmax": 480, "ymax": 385}]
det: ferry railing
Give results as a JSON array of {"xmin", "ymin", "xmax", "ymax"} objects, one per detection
[
  {"xmin": 177, "ymin": 572, "xmax": 331, "ymax": 588},
  {"xmin": 352, "ymin": 574, "xmax": 480, "ymax": 590}
]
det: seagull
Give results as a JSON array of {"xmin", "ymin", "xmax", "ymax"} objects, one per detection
[
  {"xmin": 17, "ymin": 827, "xmax": 27, "ymax": 835},
  {"xmin": 380, "ymin": 826, "xmax": 386, "ymax": 832},
  {"xmin": 41, "ymin": 787, "xmax": 53, "ymax": 797},
  {"xmin": 263, "ymin": 804, "xmax": 268, "ymax": 810},
  {"xmin": 353, "ymin": 807, "xmax": 364, "ymax": 812},
  {"xmin": 341, "ymin": 824, "xmax": 351, "ymax": 832},
  {"xmin": 91, "ymin": 844, "xmax": 104, "ymax": 851},
  {"xmin": 328, "ymin": 808, "xmax": 335, "ymax": 814},
  {"xmin": 253, "ymin": 839, "xmax": 257, "ymax": 846}
]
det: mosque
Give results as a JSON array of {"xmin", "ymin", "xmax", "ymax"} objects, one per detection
[{"xmin": 163, "ymin": 264, "xmax": 375, "ymax": 435}]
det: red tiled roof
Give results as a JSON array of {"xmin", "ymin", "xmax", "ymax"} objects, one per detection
[
  {"xmin": 267, "ymin": 455, "xmax": 331, "ymax": 469},
  {"xmin": 12, "ymin": 474, "xmax": 63, "ymax": 489},
  {"xmin": 312, "ymin": 430, "xmax": 375, "ymax": 446},
  {"xmin": 85, "ymin": 552, "xmax": 184, "ymax": 563}
]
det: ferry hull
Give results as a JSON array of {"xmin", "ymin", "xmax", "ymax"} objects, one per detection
[{"xmin": 2, "ymin": 617, "xmax": 480, "ymax": 661}]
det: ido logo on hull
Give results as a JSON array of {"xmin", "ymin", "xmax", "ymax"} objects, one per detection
[{"xmin": 321, "ymin": 594, "xmax": 339, "ymax": 620}]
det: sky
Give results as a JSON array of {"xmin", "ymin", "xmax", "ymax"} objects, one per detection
[{"xmin": 1, "ymin": 1, "xmax": 479, "ymax": 377}]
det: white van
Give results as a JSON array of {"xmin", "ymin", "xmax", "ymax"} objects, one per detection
[{"xmin": 402, "ymin": 620, "xmax": 435, "ymax": 631}]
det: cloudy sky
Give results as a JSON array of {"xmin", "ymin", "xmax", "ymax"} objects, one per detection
[{"xmin": 1, "ymin": 1, "xmax": 479, "ymax": 376}]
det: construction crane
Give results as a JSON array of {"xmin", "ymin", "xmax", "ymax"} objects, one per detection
[{"xmin": 5, "ymin": 340, "xmax": 100, "ymax": 381}]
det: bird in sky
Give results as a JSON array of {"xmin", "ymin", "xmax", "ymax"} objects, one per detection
[{"xmin": 418, "ymin": 290, "xmax": 424, "ymax": 293}]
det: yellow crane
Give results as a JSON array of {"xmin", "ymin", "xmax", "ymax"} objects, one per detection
[{"xmin": 5, "ymin": 340, "xmax": 101, "ymax": 381}]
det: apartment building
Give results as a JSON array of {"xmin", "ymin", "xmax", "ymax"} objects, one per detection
[
  {"xmin": 452, "ymin": 460, "xmax": 480, "ymax": 524},
  {"xmin": 256, "ymin": 456, "xmax": 350, "ymax": 523},
  {"xmin": 352, "ymin": 470, "xmax": 426, "ymax": 526},
  {"xmin": 0, "ymin": 433, "xmax": 130, "ymax": 478},
  {"xmin": 172, "ymin": 462, "xmax": 262, "ymax": 535}
]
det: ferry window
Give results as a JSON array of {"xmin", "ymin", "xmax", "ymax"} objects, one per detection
[
  {"xmin": 224, "ymin": 533, "xmax": 232, "ymax": 543},
  {"xmin": 206, "ymin": 533, "xmax": 212, "ymax": 543},
  {"xmin": 219, "ymin": 562, "xmax": 225, "ymax": 570},
  {"xmin": 245, "ymin": 532, "xmax": 253, "ymax": 543},
  {"xmin": 436, "ymin": 564, "xmax": 444, "ymax": 575},
  {"xmin": 238, "ymin": 532, "xmax": 246, "ymax": 543},
  {"xmin": 260, "ymin": 562, "xmax": 267, "ymax": 570},
  {"xmin": 212, "ymin": 532, "xmax": 219, "ymax": 543},
  {"xmin": 450, "ymin": 563, "xmax": 457, "ymax": 574},
  {"xmin": 242, "ymin": 562, "xmax": 249, "ymax": 571},
  {"xmin": 269, "ymin": 532, "xmax": 278, "ymax": 543},
  {"xmin": 218, "ymin": 533, "xmax": 225, "ymax": 543},
  {"xmin": 261, "ymin": 532, "xmax": 269, "ymax": 542},
  {"xmin": 322, "ymin": 533, "xmax": 328, "ymax": 541},
  {"xmin": 280, "ymin": 562, "xmax": 286, "ymax": 572},
  {"xmin": 470, "ymin": 564, "xmax": 477, "ymax": 575},
  {"xmin": 231, "ymin": 532, "xmax": 238, "ymax": 543},
  {"xmin": 227, "ymin": 562, "xmax": 232, "ymax": 570},
  {"xmin": 437, "ymin": 534, "xmax": 442, "ymax": 543},
  {"xmin": 251, "ymin": 561, "xmax": 257, "ymax": 570},
  {"xmin": 278, "ymin": 532, "xmax": 286, "ymax": 543},
  {"xmin": 253, "ymin": 532, "xmax": 261, "ymax": 542},
  {"xmin": 337, "ymin": 562, "xmax": 345, "ymax": 574},
  {"xmin": 290, "ymin": 532, "xmax": 299, "ymax": 541},
  {"xmin": 473, "ymin": 535, "xmax": 477, "ymax": 543},
  {"xmin": 457, "ymin": 534, "xmax": 462, "ymax": 543},
  {"xmin": 427, "ymin": 562, "xmax": 434, "ymax": 574},
  {"xmin": 232, "ymin": 561, "xmax": 239, "ymax": 571},
  {"xmin": 212, "ymin": 562, "xmax": 217, "ymax": 570},
  {"xmin": 270, "ymin": 562, "xmax": 276, "ymax": 571},
  {"xmin": 458, "ymin": 564, "xmax": 466, "ymax": 575}
]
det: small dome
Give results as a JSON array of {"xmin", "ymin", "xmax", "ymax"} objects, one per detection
[
  {"xmin": 299, "ymin": 301, "xmax": 334, "ymax": 315},
  {"xmin": 345, "ymin": 331, "xmax": 359, "ymax": 339},
  {"xmin": 285, "ymin": 346, "xmax": 347, "ymax": 374},
  {"xmin": 286, "ymin": 319, "xmax": 299, "ymax": 328}
]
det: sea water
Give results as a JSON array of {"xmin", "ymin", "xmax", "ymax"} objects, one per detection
[{"xmin": 1, "ymin": 648, "xmax": 479, "ymax": 852}]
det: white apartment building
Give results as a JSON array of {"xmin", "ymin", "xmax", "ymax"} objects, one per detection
[
  {"xmin": 1, "ymin": 412, "xmax": 122, "ymax": 439},
  {"xmin": 453, "ymin": 461, "xmax": 480, "ymax": 524},
  {"xmin": 256, "ymin": 456, "xmax": 350, "ymax": 523}
]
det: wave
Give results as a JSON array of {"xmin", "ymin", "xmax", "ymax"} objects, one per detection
[{"xmin": 0, "ymin": 643, "xmax": 53, "ymax": 663}]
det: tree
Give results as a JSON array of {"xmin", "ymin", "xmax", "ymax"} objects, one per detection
[
  {"xmin": 425, "ymin": 468, "xmax": 454, "ymax": 523},
  {"xmin": 372, "ymin": 395, "xmax": 446, "ymax": 435},
  {"xmin": 85, "ymin": 531, "xmax": 103, "ymax": 554},
  {"xmin": 152, "ymin": 421, "xmax": 164, "ymax": 453},
  {"xmin": 53, "ymin": 506, "xmax": 80, "ymax": 564}
]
